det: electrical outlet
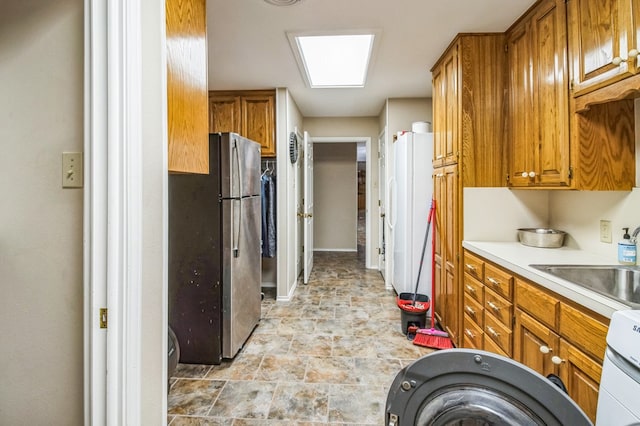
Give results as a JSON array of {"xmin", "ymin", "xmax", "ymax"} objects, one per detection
[
  {"xmin": 600, "ymin": 220, "xmax": 612, "ymax": 243},
  {"xmin": 62, "ymin": 152, "xmax": 83, "ymax": 188}
]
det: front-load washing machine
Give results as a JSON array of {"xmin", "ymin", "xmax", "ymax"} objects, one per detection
[
  {"xmin": 386, "ymin": 349, "xmax": 592, "ymax": 426},
  {"xmin": 596, "ymin": 309, "xmax": 640, "ymax": 426}
]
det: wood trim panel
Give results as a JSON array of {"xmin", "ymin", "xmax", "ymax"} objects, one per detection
[{"xmin": 515, "ymin": 278, "xmax": 560, "ymax": 330}]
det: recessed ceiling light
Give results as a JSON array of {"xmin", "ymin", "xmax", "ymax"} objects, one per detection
[
  {"xmin": 264, "ymin": 0, "xmax": 303, "ymax": 5},
  {"xmin": 287, "ymin": 31, "xmax": 378, "ymax": 88}
]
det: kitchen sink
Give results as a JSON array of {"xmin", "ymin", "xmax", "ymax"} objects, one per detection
[{"xmin": 529, "ymin": 264, "xmax": 640, "ymax": 307}]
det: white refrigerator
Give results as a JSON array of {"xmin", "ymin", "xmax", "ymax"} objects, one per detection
[{"xmin": 391, "ymin": 131, "xmax": 434, "ymax": 299}]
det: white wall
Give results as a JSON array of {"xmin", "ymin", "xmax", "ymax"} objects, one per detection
[
  {"xmin": 314, "ymin": 143, "xmax": 358, "ymax": 250},
  {"xmin": 275, "ymin": 88, "xmax": 303, "ymax": 300},
  {"xmin": 140, "ymin": 0, "xmax": 168, "ymax": 422},
  {"xmin": 0, "ymin": 1, "xmax": 84, "ymax": 423}
]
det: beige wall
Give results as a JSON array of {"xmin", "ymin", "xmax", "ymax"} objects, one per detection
[
  {"xmin": 0, "ymin": 0, "xmax": 84, "ymax": 423},
  {"xmin": 303, "ymin": 117, "xmax": 380, "ymax": 263},
  {"xmin": 314, "ymin": 144, "xmax": 358, "ymax": 251},
  {"xmin": 387, "ymin": 97, "xmax": 433, "ymax": 138}
]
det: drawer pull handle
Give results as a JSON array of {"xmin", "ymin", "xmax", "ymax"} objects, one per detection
[
  {"xmin": 487, "ymin": 301, "xmax": 501, "ymax": 312},
  {"xmin": 487, "ymin": 277, "xmax": 500, "ymax": 286},
  {"xmin": 465, "ymin": 263, "xmax": 476, "ymax": 272},
  {"xmin": 486, "ymin": 326, "xmax": 500, "ymax": 338},
  {"xmin": 465, "ymin": 328, "xmax": 476, "ymax": 339},
  {"xmin": 551, "ymin": 355, "xmax": 565, "ymax": 365},
  {"xmin": 539, "ymin": 345, "xmax": 553, "ymax": 354},
  {"xmin": 465, "ymin": 284, "xmax": 476, "ymax": 293},
  {"xmin": 465, "ymin": 305, "xmax": 476, "ymax": 316}
]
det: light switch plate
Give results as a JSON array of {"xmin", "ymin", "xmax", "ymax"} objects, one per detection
[
  {"xmin": 600, "ymin": 220, "xmax": 612, "ymax": 243},
  {"xmin": 62, "ymin": 152, "xmax": 83, "ymax": 188}
]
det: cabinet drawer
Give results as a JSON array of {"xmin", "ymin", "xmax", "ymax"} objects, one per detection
[
  {"xmin": 559, "ymin": 303, "xmax": 609, "ymax": 362},
  {"xmin": 463, "ymin": 314, "xmax": 484, "ymax": 349},
  {"xmin": 464, "ymin": 275, "xmax": 484, "ymax": 304},
  {"xmin": 463, "ymin": 293, "xmax": 484, "ymax": 328},
  {"xmin": 484, "ymin": 287, "xmax": 513, "ymax": 329},
  {"xmin": 463, "ymin": 251, "xmax": 485, "ymax": 281},
  {"xmin": 484, "ymin": 330, "xmax": 509, "ymax": 357},
  {"xmin": 516, "ymin": 279, "xmax": 559, "ymax": 330},
  {"xmin": 485, "ymin": 312, "xmax": 512, "ymax": 356},
  {"xmin": 484, "ymin": 263, "xmax": 513, "ymax": 299}
]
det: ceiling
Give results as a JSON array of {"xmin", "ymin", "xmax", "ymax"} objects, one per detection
[{"xmin": 207, "ymin": 0, "xmax": 535, "ymax": 117}]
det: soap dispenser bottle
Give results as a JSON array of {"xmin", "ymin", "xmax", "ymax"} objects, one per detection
[{"xmin": 618, "ymin": 227, "xmax": 637, "ymax": 265}]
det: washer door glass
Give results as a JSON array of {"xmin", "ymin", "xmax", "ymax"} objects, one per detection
[{"xmin": 416, "ymin": 385, "xmax": 542, "ymax": 426}]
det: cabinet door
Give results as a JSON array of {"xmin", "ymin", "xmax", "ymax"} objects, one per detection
[
  {"xmin": 443, "ymin": 48, "xmax": 459, "ymax": 164},
  {"xmin": 568, "ymin": 0, "xmax": 635, "ymax": 95},
  {"xmin": 433, "ymin": 169, "xmax": 445, "ymax": 325},
  {"xmin": 432, "ymin": 67, "xmax": 446, "ymax": 168},
  {"xmin": 631, "ymin": 0, "xmax": 640, "ymax": 74},
  {"xmin": 241, "ymin": 94, "xmax": 276, "ymax": 157},
  {"xmin": 166, "ymin": 0, "xmax": 208, "ymax": 174},
  {"xmin": 209, "ymin": 95, "xmax": 241, "ymax": 134},
  {"xmin": 558, "ymin": 339, "xmax": 602, "ymax": 423},
  {"xmin": 506, "ymin": 19, "xmax": 535, "ymax": 187},
  {"xmin": 442, "ymin": 164, "xmax": 459, "ymax": 345},
  {"xmin": 532, "ymin": 0, "xmax": 571, "ymax": 186},
  {"xmin": 514, "ymin": 309, "xmax": 560, "ymax": 378}
]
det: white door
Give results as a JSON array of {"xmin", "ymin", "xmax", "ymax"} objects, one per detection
[
  {"xmin": 378, "ymin": 129, "xmax": 386, "ymax": 279},
  {"xmin": 303, "ymin": 131, "xmax": 314, "ymax": 284}
]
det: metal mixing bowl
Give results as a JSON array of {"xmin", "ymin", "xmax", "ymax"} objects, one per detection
[{"xmin": 517, "ymin": 228, "xmax": 567, "ymax": 248}]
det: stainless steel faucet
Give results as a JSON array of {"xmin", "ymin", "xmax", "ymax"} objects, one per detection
[{"xmin": 631, "ymin": 226, "xmax": 640, "ymax": 243}]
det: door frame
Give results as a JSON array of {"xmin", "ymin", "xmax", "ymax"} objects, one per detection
[
  {"xmin": 311, "ymin": 136, "xmax": 374, "ymax": 269},
  {"xmin": 84, "ymin": 0, "xmax": 160, "ymax": 423}
]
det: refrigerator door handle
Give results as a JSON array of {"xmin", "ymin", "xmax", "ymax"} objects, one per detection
[{"xmin": 232, "ymin": 139, "xmax": 242, "ymax": 257}]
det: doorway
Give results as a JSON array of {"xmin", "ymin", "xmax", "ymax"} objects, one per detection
[{"xmin": 309, "ymin": 137, "xmax": 374, "ymax": 268}]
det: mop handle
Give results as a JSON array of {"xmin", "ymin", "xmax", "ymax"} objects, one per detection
[{"xmin": 413, "ymin": 201, "xmax": 435, "ymax": 305}]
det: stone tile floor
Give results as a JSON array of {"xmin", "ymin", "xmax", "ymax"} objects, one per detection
[{"xmin": 168, "ymin": 249, "xmax": 434, "ymax": 425}]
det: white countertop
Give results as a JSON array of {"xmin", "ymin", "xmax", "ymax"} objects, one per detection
[{"xmin": 462, "ymin": 241, "xmax": 633, "ymax": 318}]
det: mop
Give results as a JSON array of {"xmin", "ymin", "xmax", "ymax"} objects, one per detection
[{"xmin": 413, "ymin": 199, "xmax": 454, "ymax": 350}]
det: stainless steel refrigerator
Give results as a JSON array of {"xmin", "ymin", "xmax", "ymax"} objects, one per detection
[{"xmin": 169, "ymin": 132, "xmax": 262, "ymax": 364}]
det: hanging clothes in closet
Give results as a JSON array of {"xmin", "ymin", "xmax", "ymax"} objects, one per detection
[{"xmin": 261, "ymin": 162, "xmax": 276, "ymax": 257}]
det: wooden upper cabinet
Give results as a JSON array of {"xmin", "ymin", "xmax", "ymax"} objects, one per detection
[
  {"xmin": 241, "ymin": 94, "xmax": 275, "ymax": 157},
  {"xmin": 507, "ymin": 0, "xmax": 571, "ymax": 188},
  {"xmin": 167, "ymin": 0, "xmax": 209, "ymax": 174},
  {"xmin": 209, "ymin": 95, "xmax": 241, "ymax": 135},
  {"xmin": 432, "ymin": 47, "xmax": 458, "ymax": 168},
  {"xmin": 431, "ymin": 34, "xmax": 506, "ymax": 186},
  {"xmin": 568, "ymin": 0, "xmax": 640, "ymax": 96},
  {"xmin": 209, "ymin": 90, "xmax": 276, "ymax": 157}
]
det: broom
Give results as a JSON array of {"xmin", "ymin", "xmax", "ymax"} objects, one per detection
[{"xmin": 413, "ymin": 198, "xmax": 454, "ymax": 350}]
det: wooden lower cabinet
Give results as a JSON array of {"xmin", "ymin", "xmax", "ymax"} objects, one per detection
[
  {"xmin": 558, "ymin": 339, "xmax": 602, "ymax": 423},
  {"xmin": 462, "ymin": 249, "xmax": 609, "ymax": 421},
  {"xmin": 514, "ymin": 309, "xmax": 560, "ymax": 378}
]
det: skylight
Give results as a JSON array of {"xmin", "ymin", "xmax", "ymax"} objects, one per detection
[{"xmin": 290, "ymin": 33, "xmax": 375, "ymax": 88}]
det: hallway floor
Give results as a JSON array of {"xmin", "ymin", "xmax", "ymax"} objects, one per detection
[{"xmin": 168, "ymin": 226, "xmax": 433, "ymax": 425}]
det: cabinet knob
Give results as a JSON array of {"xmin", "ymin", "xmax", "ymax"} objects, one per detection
[
  {"xmin": 486, "ymin": 326, "xmax": 500, "ymax": 338},
  {"xmin": 487, "ymin": 300, "xmax": 501, "ymax": 312},
  {"xmin": 613, "ymin": 56, "xmax": 624, "ymax": 66},
  {"xmin": 521, "ymin": 172, "xmax": 528, "ymax": 178},
  {"xmin": 539, "ymin": 345, "xmax": 552, "ymax": 354},
  {"xmin": 487, "ymin": 277, "xmax": 500, "ymax": 287},
  {"xmin": 465, "ymin": 305, "xmax": 476, "ymax": 316},
  {"xmin": 528, "ymin": 171, "xmax": 536, "ymax": 178},
  {"xmin": 465, "ymin": 284, "xmax": 476, "ymax": 293},
  {"xmin": 465, "ymin": 263, "xmax": 476, "ymax": 272},
  {"xmin": 629, "ymin": 48, "xmax": 639, "ymax": 58},
  {"xmin": 551, "ymin": 355, "xmax": 565, "ymax": 365},
  {"xmin": 465, "ymin": 328, "xmax": 476, "ymax": 339}
]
